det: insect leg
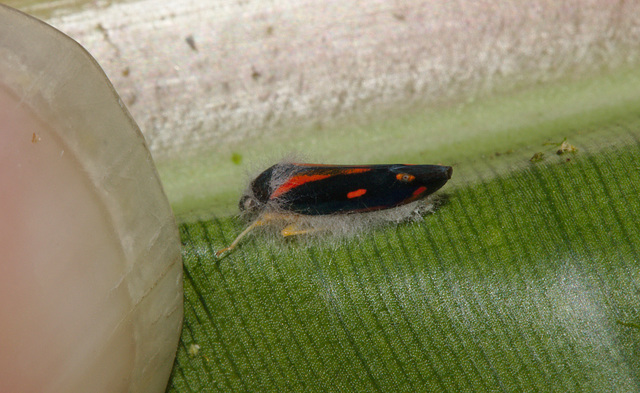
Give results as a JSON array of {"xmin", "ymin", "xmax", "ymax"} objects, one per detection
[
  {"xmin": 215, "ymin": 219, "xmax": 265, "ymax": 257},
  {"xmin": 281, "ymin": 223, "xmax": 323, "ymax": 237},
  {"xmin": 215, "ymin": 212, "xmax": 295, "ymax": 257}
]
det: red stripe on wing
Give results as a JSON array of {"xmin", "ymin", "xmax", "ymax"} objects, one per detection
[
  {"xmin": 271, "ymin": 174, "xmax": 332, "ymax": 199},
  {"xmin": 270, "ymin": 167, "xmax": 371, "ymax": 199}
]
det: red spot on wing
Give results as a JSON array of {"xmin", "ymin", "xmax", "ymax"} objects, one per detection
[
  {"xmin": 412, "ymin": 186, "xmax": 428, "ymax": 198},
  {"xmin": 347, "ymin": 188, "xmax": 367, "ymax": 199}
]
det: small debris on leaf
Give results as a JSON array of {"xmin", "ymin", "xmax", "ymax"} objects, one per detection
[{"xmin": 530, "ymin": 152, "xmax": 545, "ymax": 163}]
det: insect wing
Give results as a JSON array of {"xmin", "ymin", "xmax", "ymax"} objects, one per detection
[{"xmin": 270, "ymin": 164, "xmax": 452, "ymax": 215}]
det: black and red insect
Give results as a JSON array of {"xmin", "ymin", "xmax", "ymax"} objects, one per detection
[{"xmin": 216, "ymin": 162, "xmax": 453, "ymax": 257}]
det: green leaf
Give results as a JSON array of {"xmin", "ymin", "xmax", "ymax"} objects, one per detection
[{"xmin": 167, "ymin": 127, "xmax": 640, "ymax": 391}]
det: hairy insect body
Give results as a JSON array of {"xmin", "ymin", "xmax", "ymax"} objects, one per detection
[{"xmin": 217, "ymin": 162, "xmax": 453, "ymax": 257}]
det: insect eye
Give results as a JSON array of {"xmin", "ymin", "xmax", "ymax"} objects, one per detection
[
  {"xmin": 239, "ymin": 195, "xmax": 258, "ymax": 211},
  {"xmin": 396, "ymin": 173, "xmax": 415, "ymax": 182}
]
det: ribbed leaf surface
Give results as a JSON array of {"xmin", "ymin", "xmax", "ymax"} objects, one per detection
[{"xmin": 168, "ymin": 130, "xmax": 640, "ymax": 392}]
